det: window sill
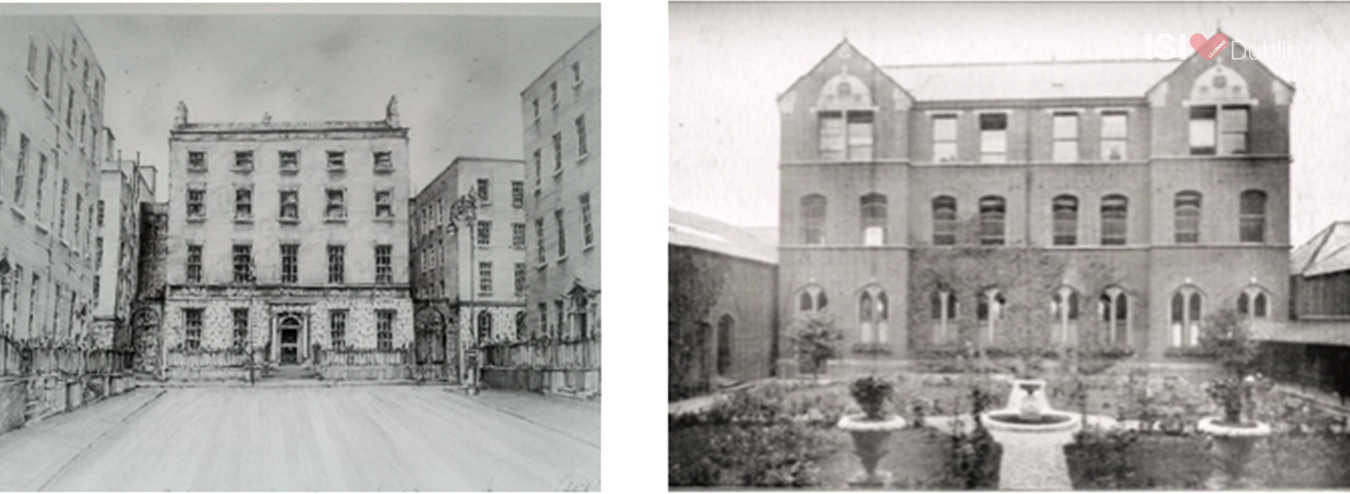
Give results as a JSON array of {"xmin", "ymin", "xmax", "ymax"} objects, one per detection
[
  {"xmin": 26, "ymin": 75, "xmax": 39, "ymax": 91},
  {"xmin": 187, "ymin": 216, "xmax": 206, "ymax": 223},
  {"xmin": 576, "ymin": 153, "xmax": 589, "ymax": 164},
  {"xmin": 374, "ymin": 216, "xmax": 396, "ymax": 223},
  {"xmin": 374, "ymin": 166, "xmax": 394, "ymax": 174},
  {"xmin": 58, "ymin": 239, "xmax": 70, "ymax": 250},
  {"xmin": 478, "ymin": 292, "xmax": 493, "ymax": 298},
  {"xmin": 279, "ymin": 217, "xmax": 300, "ymax": 225},
  {"xmin": 10, "ymin": 206, "xmax": 26, "ymax": 221},
  {"xmin": 279, "ymin": 167, "xmax": 299, "ymax": 175},
  {"xmin": 187, "ymin": 166, "xmax": 208, "ymax": 173},
  {"xmin": 583, "ymin": 243, "xmax": 595, "ymax": 252},
  {"xmin": 230, "ymin": 165, "xmax": 253, "ymax": 173},
  {"xmin": 556, "ymin": 255, "xmax": 569, "ymax": 264},
  {"xmin": 511, "ymin": 245, "xmax": 525, "ymax": 251},
  {"xmin": 552, "ymin": 169, "xmax": 563, "ymax": 181},
  {"xmin": 327, "ymin": 166, "xmax": 346, "ymax": 173},
  {"xmin": 234, "ymin": 217, "xmax": 254, "ymax": 224},
  {"xmin": 536, "ymin": 263, "xmax": 547, "ymax": 270},
  {"xmin": 34, "ymin": 222, "xmax": 49, "ymax": 235},
  {"xmin": 325, "ymin": 217, "xmax": 348, "ymax": 224},
  {"xmin": 476, "ymin": 244, "xmax": 492, "ymax": 250}
]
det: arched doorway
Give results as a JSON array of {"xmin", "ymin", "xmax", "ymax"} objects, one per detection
[
  {"xmin": 278, "ymin": 315, "xmax": 303, "ymax": 365},
  {"xmin": 414, "ymin": 308, "xmax": 447, "ymax": 365}
]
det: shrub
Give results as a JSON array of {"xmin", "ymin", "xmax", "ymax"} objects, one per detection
[
  {"xmin": 668, "ymin": 422, "xmax": 834, "ymax": 487},
  {"xmin": 1066, "ymin": 426, "xmax": 1139, "ymax": 488},
  {"xmin": 849, "ymin": 376, "xmax": 895, "ymax": 420}
]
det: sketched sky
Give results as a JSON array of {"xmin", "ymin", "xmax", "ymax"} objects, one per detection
[
  {"xmin": 55, "ymin": 4, "xmax": 599, "ymax": 199},
  {"xmin": 670, "ymin": 3, "xmax": 1350, "ymax": 246}
]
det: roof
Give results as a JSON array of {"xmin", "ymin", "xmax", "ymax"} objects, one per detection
[
  {"xmin": 1291, "ymin": 221, "xmax": 1350, "ymax": 277},
  {"xmin": 669, "ymin": 208, "xmax": 777, "ymax": 265},
  {"xmin": 1252, "ymin": 320, "xmax": 1350, "ymax": 347},
  {"xmin": 881, "ymin": 59, "xmax": 1182, "ymax": 101}
]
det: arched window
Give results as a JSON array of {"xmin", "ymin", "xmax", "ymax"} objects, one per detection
[
  {"xmin": 858, "ymin": 287, "xmax": 888, "ymax": 345},
  {"xmin": 797, "ymin": 286, "xmax": 828, "ymax": 313},
  {"xmin": 802, "ymin": 195, "xmax": 827, "ymax": 245},
  {"xmin": 1100, "ymin": 288, "xmax": 1128, "ymax": 346},
  {"xmin": 1052, "ymin": 195, "xmax": 1078, "ymax": 246},
  {"xmin": 1052, "ymin": 287, "xmax": 1080, "ymax": 343},
  {"xmin": 977, "ymin": 289, "xmax": 1005, "ymax": 344},
  {"xmin": 1240, "ymin": 190, "xmax": 1267, "ymax": 243},
  {"xmin": 1171, "ymin": 287, "xmax": 1204, "ymax": 347},
  {"xmin": 1175, "ymin": 191, "xmax": 1202, "ymax": 243},
  {"xmin": 716, "ymin": 315, "xmax": 734, "ymax": 376},
  {"xmin": 1101, "ymin": 195, "xmax": 1128, "ymax": 245},
  {"xmin": 932, "ymin": 196, "xmax": 957, "ymax": 246},
  {"xmin": 979, "ymin": 196, "xmax": 1006, "ymax": 245},
  {"xmin": 931, "ymin": 289, "xmax": 958, "ymax": 344},
  {"xmin": 1238, "ymin": 286, "xmax": 1270, "ymax": 320},
  {"xmin": 861, "ymin": 194, "xmax": 887, "ymax": 246},
  {"xmin": 477, "ymin": 310, "xmax": 493, "ymax": 341}
]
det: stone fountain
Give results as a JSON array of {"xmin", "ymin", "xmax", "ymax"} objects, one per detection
[
  {"xmin": 981, "ymin": 379, "xmax": 1080, "ymax": 433},
  {"xmin": 981, "ymin": 379, "xmax": 1116, "ymax": 489}
]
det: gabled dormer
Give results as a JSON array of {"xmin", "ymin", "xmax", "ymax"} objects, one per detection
[
  {"xmin": 778, "ymin": 40, "xmax": 914, "ymax": 164},
  {"xmin": 1146, "ymin": 33, "xmax": 1295, "ymax": 158}
]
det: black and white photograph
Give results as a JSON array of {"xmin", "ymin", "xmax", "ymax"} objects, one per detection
[
  {"xmin": 670, "ymin": 2, "xmax": 1350, "ymax": 490},
  {"xmin": 0, "ymin": 4, "xmax": 600, "ymax": 491}
]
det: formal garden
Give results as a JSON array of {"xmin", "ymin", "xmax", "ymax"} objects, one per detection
[{"xmin": 668, "ymin": 308, "xmax": 1350, "ymax": 489}]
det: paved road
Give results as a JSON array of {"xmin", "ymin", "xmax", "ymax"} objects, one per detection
[{"xmin": 0, "ymin": 386, "xmax": 599, "ymax": 491}]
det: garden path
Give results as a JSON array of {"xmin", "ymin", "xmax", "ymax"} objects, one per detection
[{"xmin": 987, "ymin": 428, "xmax": 1074, "ymax": 490}]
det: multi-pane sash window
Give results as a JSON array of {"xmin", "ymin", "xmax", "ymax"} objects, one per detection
[
  {"xmin": 533, "ymin": 150, "xmax": 542, "ymax": 186},
  {"xmin": 1189, "ymin": 106, "xmax": 1217, "ymax": 155},
  {"xmin": 234, "ymin": 151, "xmax": 253, "ymax": 170},
  {"xmin": 932, "ymin": 196, "xmax": 957, "ymax": 246},
  {"xmin": 931, "ymin": 115, "xmax": 958, "ymax": 163},
  {"xmin": 280, "ymin": 244, "xmax": 298, "ymax": 284},
  {"xmin": 535, "ymin": 219, "xmax": 546, "ymax": 263},
  {"xmin": 279, "ymin": 151, "xmax": 298, "ymax": 171},
  {"xmin": 479, "ymin": 261, "xmax": 493, "ymax": 294},
  {"xmin": 552, "ymin": 133, "xmax": 563, "ymax": 170},
  {"xmin": 477, "ymin": 178, "xmax": 490, "ymax": 203},
  {"xmin": 376, "ymin": 310, "xmax": 394, "ymax": 351},
  {"xmin": 375, "ymin": 245, "xmax": 392, "ymax": 284},
  {"xmin": 555, "ymin": 300, "xmax": 565, "ymax": 339},
  {"xmin": 847, "ymin": 112, "xmax": 874, "ymax": 160},
  {"xmin": 35, "ymin": 154, "xmax": 46, "ymax": 219},
  {"xmin": 818, "ymin": 111, "xmax": 875, "ymax": 161},
  {"xmin": 550, "ymin": 81, "xmax": 558, "ymax": 107},
  {"xmin": 512, "ymin": 181, "xmax": 524, "ymax": 208},
  {"xmin": 235, "ymin": 187, "xmax": 252, "ymax": 220},
  {"xmin": 327, "ymin": 151, "xmax": 345, "ymax": 170},
  {"xmin": 232, "ymin": 309, "xmax": 249, "ymax": 348},
  {"xmin": 184, "ymin": 308, "xmax": 203, "ymax": 349},
  {"xmin": 1100, "ymin": 112, "xmax": 1128, "ymax": 160},
  {"xmin": 860, "ymin": 193, "xmax": 886, "ymax": 246},
  {"xmin": 801, "ymin": 195, "xmax": 826, "ymax": 245},
  {"xmin": 1052, "ymin": 195, "xmax": 1078, "ymax": 246},
  {"xmin": 374, "ymin": 151, "xmax": 392, "ymax": 171},
  {"xmin": 186, "ymin": 244, "xmax": 203, "ymax": 283},
  {"xmin": 327, "ymin": 245, "xmax": 345, "ymax": 284},
  {"xmin": 1220, "ymin": 106, "xmax": 1249, "ymax": 155},
  {"xmin": 980, "ymin": 113, "xmax": 1007, "ymax": 163},
  {"xmin": 330, "ymin": 310, "xmax": 347, "ymax": 349},
  {"xmin": 232, "ymin": 244, "xmax": 253, "ymax": 283},
  {"xmin": 279, "ymin": 190, "xmax": 299, "ymax": 221},
  {"xmin": 1175, "ymin": 191, "xmax": 1202, "ymax": 243},
  {"xmin": 14, "ymin": 135, "xmax": 28, "ymax": 203},
  {"xmin": 1052, "ymin": 113, "xmax": 1078, "ymax": 162},
  {"xmin": 59, "ymin": 179, "xmax": 68, "ymax": 235},
  {"xmin": 187, "ymin": 188, "xmax": 205, "ymax": 220},
  {"xmin": 979, "ymin": 196, "xmax": 1006, "ymax": 245},
  {"xmin": 477, "ymin": 220, "xmax": 491, "ymax": 246},
  {"xmin": 477, "ymin": 310, "xmax": 492, "ymax": 342},
  {"xmin": 514, "ymin": 263, "xmax": 526, "ymax": 294},
  {"xmin": 538, "ymin": 302, "xmax": 549, "ymax": 336},
  {"xmin": 532, "ymin": 99, "xmax": 539, "ymax": 120},
  {"xmin": 555, "ymin": 209, "xmax": 567, "ymax": 257},
  {"xmin": 375, "ymin": 189, "xmax": 394, "ymax": 219},
  {"xmin": 326, "ymin": 189, "xmax": 346, "ymax": 219},
  {"xmin": 1101, "ymin": 195, "xmax": 1128, "ymax": 245},
  {"xmin": 580, "ymin": 193, "xmax": 595, "ymax": 247},
  {"xmin": 189, "ymin": 151, "xmax": 205, "ymax": 170},
  {"xmin": 512, "ymin": 222, "xmax": 526, "ymax": 249},
  {"xmin": 575, "ymin": 115, "xmax": 588, "ymax": 156},
  {"xmin": 1240, "ymin": 190, "xmax": 1267, "ymax": 242}
]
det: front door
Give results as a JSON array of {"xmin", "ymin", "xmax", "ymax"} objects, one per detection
[{"xmin": 279, "ymin": 316, "xmax": 301, "ymax": 365}]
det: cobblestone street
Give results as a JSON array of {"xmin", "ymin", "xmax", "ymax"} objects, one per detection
[{"xmin": 0, "ymin": 385, "xmax": 600, "ymax": 491}]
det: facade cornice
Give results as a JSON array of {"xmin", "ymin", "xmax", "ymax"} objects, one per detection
[
  {"xmin": 167, "ymin": 284, "xmax": 412, "ymax": 300},
  {"xmin": 780, "ymin": 159, "xmax": 911, "ymax": 168}
]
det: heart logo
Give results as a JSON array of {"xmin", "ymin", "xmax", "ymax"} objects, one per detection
[{"xmin": 1190, "ymin": 33, "xmax": 1230, "ymax": 60}]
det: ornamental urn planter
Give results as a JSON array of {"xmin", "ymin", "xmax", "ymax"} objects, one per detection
[
  {"xmin": 838, "ymin": 414, "xmax": 907, "ymax": 487},
  {"xmin": 1197, "ymin": 417, "xmax": 1271, "ymax": 489}
]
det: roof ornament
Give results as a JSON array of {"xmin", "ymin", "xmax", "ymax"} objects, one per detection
[
  {"xmin": 174, "ymin": 101, "xmax": 188, "ymax": 127},
  {"xmin": 386, "ymin": 95, "xmax": 400, "ymax": 127}
]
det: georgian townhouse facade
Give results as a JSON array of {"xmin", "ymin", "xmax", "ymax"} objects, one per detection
[
  {"xmin": 778, "ymin": 37, "xmax": 1292, "ymax": 363},
  {"xmin": 160, "ymin": 99, "xmax": 413, "ymax": 366},
  {"xmin": 0, "ymin": 18, "xmax": 106, "ymax": 347},
  {"xmin": 410, "ymin": 156, "xmax": 526, "ymax": 383}
]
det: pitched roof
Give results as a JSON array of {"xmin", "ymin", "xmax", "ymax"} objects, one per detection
[
  {"xmin": 881, "ymin": 59, "xmax": 1182, "ymax": 101},
  {"xmin": 1252, "ymin": 320, "xmax": 1350, "ymax": 347},
  {"xmin": 1291, "ymin": 221, "xmax": 1350, "ymax": 277},
  {"xmin": 669, "ymin": 208, "xmax": 777, "ymax": 265}
]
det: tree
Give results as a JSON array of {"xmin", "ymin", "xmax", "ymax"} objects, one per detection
[
  {"xmin": 669, "ymin": 246, "xmax": 728, "ymax": 401},
  {"xmin": 790, "ymin": 310, "xmax": 841, "ymax": 380}
]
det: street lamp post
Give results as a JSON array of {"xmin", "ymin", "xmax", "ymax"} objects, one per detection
[{"xmin": 446, "ymin": 192, "xmax": 480, "ymax": 393}]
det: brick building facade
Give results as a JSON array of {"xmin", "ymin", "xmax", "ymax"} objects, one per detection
[
  {"xmin": 0, "ymin": 17, "xmax": 106, "ymax": 347},
  {"xmin": 160, "ymin": 99, "xmax": 413, "ymax": 366},
  {"xmin": 410, "ymin": 156, "xmax": 526, "ymax": 383},
  {"xmin": 777, "ymin": 37, "xmax": 1292, "ymax": 364}
]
